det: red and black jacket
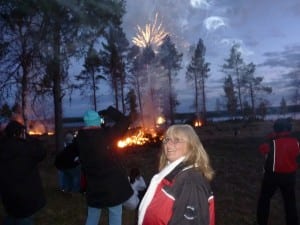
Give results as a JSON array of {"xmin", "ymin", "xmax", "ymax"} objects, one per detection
[
  {"xmin": 142, "ymin": 162, "xmax": 215, "ymax": 225},
  {"xmin": 259, "ymin": 131, "xmax": 300, "ymax": 173}
]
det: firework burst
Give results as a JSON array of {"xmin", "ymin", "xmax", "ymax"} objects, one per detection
[{"xmin": 132, "ymin": 13, "xmax": 168, "ymax": 49}]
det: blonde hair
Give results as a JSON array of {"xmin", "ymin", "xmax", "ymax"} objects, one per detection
[{"xmin": 159, "ymin": 124, "xmax": 214, "ymax": 181}]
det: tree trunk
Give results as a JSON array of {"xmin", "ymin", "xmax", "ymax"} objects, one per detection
[
  {"xmin": 235, "ymin": 67, "xmax": 243, "ymax": 117},
  {"xmin": 201, "ymin": 75, "xmax": 207, "ymax": 122},
  {"xmin": 53, "ymin": 24, "xmax": 64, "ymax": 153},
  {"xmin": 21, "ymin": 62, "xmax": 28, "ymax": 130},
  {"xmin": 121, "ymin": 76, "xmax": 126, "ymax": 114},
  {"xmin": 92, "ymin": 69, "xmax": 97, "ymax": 111},
  {"xmin": 250, "ymin": 83, "xmax": 256, "ymax": 118},
  {"xmin": 168, "ymin": 70, "xmax": 174, "ymax": 124},
  {"xmin": 194, "ymin": 73, "xmax": 199, "ymax": 118}
]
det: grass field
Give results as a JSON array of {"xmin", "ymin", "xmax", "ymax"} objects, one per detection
[{"xmin": 1, "ymin": 120, "xmax": 299, "ymax": 225}]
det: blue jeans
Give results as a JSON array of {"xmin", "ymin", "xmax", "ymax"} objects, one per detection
[
  {"xmin": 58, "ymin": 166, "xmax": 80, "ymax": 192},
  {"xmin": 58, "ymin": 170, "xmax": 65, "ymax": 190},
  {"xmin": 3, "ymin": 216, "xmax": 33, "ymax": 225},
  {"xmin": 63, "ymin": 166, "xmax": 81, "ymax": 192},
  {"xmin": 85, "ymin": 204, "xmax": 122, "ymax": 225}
]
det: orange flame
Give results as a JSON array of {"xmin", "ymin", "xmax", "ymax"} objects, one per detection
[
  {"xmin": 117, "ymin": 128, "xmax": 158, "ymax": 148},
  {"xmin": 194, "ymin": 120, "xmax": 202, "ymax": 127},
  {"xmin": 156, "ymin": 116, "xmax": 166, "ymax": 125},
  {"xmin": 28, "ymin": 121, "xmax": 54, "ymax": 136},
  {"xmin": 28, "ymin": 130, "xmax": 54, "ymax": 136}
]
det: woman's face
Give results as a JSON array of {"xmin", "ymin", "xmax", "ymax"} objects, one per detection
[{"xmin": 163, "ymin": 136, "xmax": 188, "ymax": 162}]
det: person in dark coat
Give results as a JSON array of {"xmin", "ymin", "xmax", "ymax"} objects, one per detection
[
  {"xmin": 256, "ymin": 118, "xmax": 300, "ymax": 225},
  {"xmin": 54, "ymin": 133, "xmax": 81, "ymax": 193},
  {"xmin": 0, "ymin": 120, "xmax": 46, "ymax": 225},
  {"xmin": 75, "ymin": 107, "xmax": 133, "ymax": 225}
]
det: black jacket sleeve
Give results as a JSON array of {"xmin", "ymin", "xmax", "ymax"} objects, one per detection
[{"xmin": 167, "ymin": 170, "xmax": 211, "ymax": 225}]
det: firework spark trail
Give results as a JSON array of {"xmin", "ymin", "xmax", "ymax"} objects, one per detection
[{"xmin": 132, "ymin": 13, "xmax": 168, "ymax": 49}]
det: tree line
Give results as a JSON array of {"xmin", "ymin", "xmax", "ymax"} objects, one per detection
[{"xmin": 0, "ymin": 0, "xmax": 283, "ymax": 151}]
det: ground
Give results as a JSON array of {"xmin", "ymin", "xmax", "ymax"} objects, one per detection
[{"xmin": 0, "ymin": 120, "xmax": 299, "ymax": 225}]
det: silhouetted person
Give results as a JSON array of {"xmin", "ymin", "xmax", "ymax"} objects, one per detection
[
  {"xmin": 54, "ymin": 132, "xmax": 80, "ymax": 193},
  {"xmin": 75, "ymin": 107, "xmax": 133, "ymax": 225},
  {"xmin": 257, "ymin": 118, "xmax": 299, "ymax": 225},
  {"xmin": 0, "ymin": 120, "xmax": 46, "ymax": 225}
]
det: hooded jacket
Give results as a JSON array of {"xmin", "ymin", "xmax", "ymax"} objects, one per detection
[{"xmin": 76, "ymin": 113, "xmax": 133, "ymax": 208}]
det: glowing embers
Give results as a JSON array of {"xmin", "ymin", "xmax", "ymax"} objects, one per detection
[
  {"xmin": 28, "ymin": 121, "xmax": 54, "ymax": 136},
  {"xmin": 117, "ymin": 128, "xmax": 159, "ymax": 149},
  {"xmin": 194, "ymin": 119, "xmax": 203, "ymax": 127},
  {"xmin": 156, "ymin": 116, "xmax": 166, "ymax": 125},
  {"xmin": 28, "ymin": 130, "xmax": 54, "ymax": 136}
]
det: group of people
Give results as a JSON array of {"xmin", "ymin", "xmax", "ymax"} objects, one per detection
[{"xmin": 0, "ymin": 109, "xmax": 299, "ymax": 225}]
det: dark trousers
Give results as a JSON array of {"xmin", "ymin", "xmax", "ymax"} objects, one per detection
[{"xmin": 257, "ymin": 172, "xmax": 298, "ymax": 225}]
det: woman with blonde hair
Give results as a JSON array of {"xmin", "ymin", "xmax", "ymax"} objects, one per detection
[{"xmin": 138, "ymin": 124, "xmax": 215, "ymax": 225}]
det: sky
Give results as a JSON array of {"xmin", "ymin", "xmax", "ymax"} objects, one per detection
[{"xmin": 63, "ymin": 0, "xmax": 300, "ymax": 117}]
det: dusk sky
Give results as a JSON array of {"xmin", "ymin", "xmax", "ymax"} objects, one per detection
[{"xmin": 63, "ymin": 0, "xmax": 300, "ymax": 117}]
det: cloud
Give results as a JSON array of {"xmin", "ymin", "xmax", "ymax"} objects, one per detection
[
  {"xmin": 288, "ymin": 1, "xmax": 300, "ymax": 16},
  {"xmin": 190, "ymin": 0, "xmax": 212, "ymax": 9},
  {"xmin": 261, "ymin": 44, "xmax": 300, "ymax": 68},
  {"xmin": 203, "ymin": 16, "xmax": 226, "ymax": 31},
  {"xmin": 219, "ymin": 38, "xmax": 254, "ymax": 58}
]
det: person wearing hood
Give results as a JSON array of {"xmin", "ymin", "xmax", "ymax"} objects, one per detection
[
  {"xmin": 0, "ymin": 120, "xmax": 46, "ymax": 225},
  {"xmin": 256, "ymin": 118, "xmax": 300, "ymax": 225},
  {"xmin": 75, "ymin": 107, "xmax": 133, "ymax": 225}
]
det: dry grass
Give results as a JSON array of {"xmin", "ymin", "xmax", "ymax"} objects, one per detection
[{"xmin": 1, "ymin": 120, "xmax": 300, "ymax": 225}]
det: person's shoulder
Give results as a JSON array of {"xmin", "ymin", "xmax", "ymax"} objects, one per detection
[
  {"xmin": 172, "ymin": 167, "xmax": 212, "ymax": 193},
  {"xmin": 178, "ymin": 167, "xmax": 207, "ymax": 183}
]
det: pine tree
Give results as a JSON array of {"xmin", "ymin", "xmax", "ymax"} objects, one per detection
[
  {"xmin": 224, "ymin": 75, "xmax": 238, "ymax": 118},
  {"xmin": 242, "ymin": 62, "xmax": 272, "ymax": 118},
  {"xmin": 280, "ymin": 97, "xmax": 287, "ymax": 115},
  {"xmin": 186, "ymin": 38, "xmax": 210, "ymax": 122},
  {"xmin": 157, "ymin": 35, "xmax": 182, "ymax": 124},
  {"xmin": 76, "ymin": 46, "xmax": 105, "ymax": 111},
  {"xmin": 222, "ymin": 44, "xmax": 245, "ymax": 117},
  {"xmin": 101, "ymin": 25, "xmax": 129, "ymax": 112},
  {"xmin": 0, "ymin": 0, "xmax": 126, "ymax": 151}
]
